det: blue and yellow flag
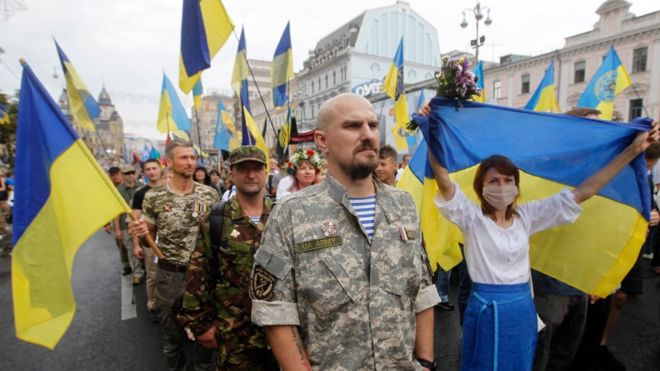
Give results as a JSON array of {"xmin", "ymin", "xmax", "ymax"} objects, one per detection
[
  {"xmin": 0, "ymin": 103, "xmax": 9, "ymax": 125},
  {"xmin": 471, "ymin": 61, "xmax": 486, "ymax": 103},
  {"xmin": 157, "ymin": 73, "xmax": 192, "ymax": 141},
  {"xmin": 242, "ymin": 105, "xmax": 270, "ymax": 172},
  {"xmin": 383, "ymin": 38, "xmax": 409, "ymax": 151},
  {"xmin": 525, "ymin": 62, "xmax": 560, "ymax": 113},
  {"xmin": 230, "ymin": 28, "xmax": 255, "ymax": 146},
  {"xmin": 192, "ymin": 78, "xmax": 203, "ymax": 111},
  {"xmin": 213, "ymin": 99, "xmax": 240, "ymax": 151},
  {"xmin": 272, "ymin": 22, "xmax": 294, "ymax": 108},
  {"xmin": 231, "ymin": 27, "xmax": 249, "ymax": 98},
  {"xmin": 54, "ymin": 40, "xmax": 101, "ymax": 132},
  {"xmin": 578, "ymin": 47, "xmax": 632, "ymax": 120},
  {"xmin": 179, "ymin": 0, "xmax": 234, "ymax": 93},
  {"xmin": 412, "ymin": 97, "xmax": 650, "ymax": 297},
  {"xmin": 12, "ymin": 62, "xmax": 132, "ymax": 349}
]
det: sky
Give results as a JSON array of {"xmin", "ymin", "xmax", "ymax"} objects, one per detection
[{"xmin": 0, "ymin": 0, "xmax": 658, "ymax": 140}]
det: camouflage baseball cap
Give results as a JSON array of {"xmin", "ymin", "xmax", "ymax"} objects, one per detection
[
  {"xmin": 229, "ymin": 146, "xmax": 267, "ymax": 166},
  {"xmin": 120, "ymin": 164, "xmax": 135, "ymax": 173}
]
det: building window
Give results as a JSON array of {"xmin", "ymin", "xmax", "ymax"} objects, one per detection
[
  {"xmin": 574, "ymin": 61, "xmax": 586, "ymax": 83},
  {"xmin": 311, "ymin": 81, "xmax": 314, "ymax": 94},
  {"xmin": 629, "ymin": 98, "xmax": 643, "ymax": 121},
  {"xmin": 632, "ymin": 47, "xmax": 647, "ymax": 73},
  {"xmin": 493, "ymin": 80, "xmax": 502, "ymax": 99},
  {"xmin": 325, "ymin": 74, "xmax": 328, "ymax": 89},
  {"xmin": 521, "ymin": 74, "xmax": 530, "ymax": 94},
  {"xmin": 318, "ymin": 78, "xmax": 321, "ymax": 91},
  {"xmin": 333, "ymin": 71, "xmax": 336, "ymax": 85}
]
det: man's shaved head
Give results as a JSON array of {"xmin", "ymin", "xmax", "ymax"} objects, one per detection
[{"xmin": 317, "ymin": 93, "xmax": 375, "ymax": 131}]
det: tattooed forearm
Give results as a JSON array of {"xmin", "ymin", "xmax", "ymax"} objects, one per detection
[{"xmin": 292, "ymin": 327, "xmax": 312, "ymax": 370}]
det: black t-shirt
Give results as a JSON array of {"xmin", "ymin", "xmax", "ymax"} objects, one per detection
[{"xmin": 132, "ymin": 184, "xmax": 152, "ymax": 210}]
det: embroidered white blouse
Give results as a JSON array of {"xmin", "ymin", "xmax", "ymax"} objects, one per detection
[{"xmin": 434, "ymin": 183, "xmax": 583, "ymax": 284}]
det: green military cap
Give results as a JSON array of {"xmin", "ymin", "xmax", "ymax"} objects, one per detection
[{"xmin": 229, "ymin": 146, "xmax": 267, "ymax": 166}]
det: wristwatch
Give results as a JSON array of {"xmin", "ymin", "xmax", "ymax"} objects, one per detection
[{"xmin": 417, "ymin": 358, "xmax": 437, "ymax": 371}]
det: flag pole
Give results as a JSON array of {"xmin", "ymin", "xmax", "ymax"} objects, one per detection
[
  {"xmin": 232, "ymin": 30, "xmax": 278, "ymax": 139},
  {"xmin": 193, "ymin": 107, "xmax": 204, "ymax": 162}
]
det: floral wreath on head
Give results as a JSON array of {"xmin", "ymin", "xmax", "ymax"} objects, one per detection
[{"xmin": 287, "ymin": 148, "xmax": 324, "ymax": 176}]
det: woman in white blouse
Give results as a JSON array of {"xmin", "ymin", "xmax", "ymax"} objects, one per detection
[{"xmin": 427, "ymin": 125, "xmax": 658, "ymax": 371}]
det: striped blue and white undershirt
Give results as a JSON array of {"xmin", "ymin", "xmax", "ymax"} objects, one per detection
[
  {"xmin": 348, "ymin": 195, "xmax": 376, "ymax": 240},
  {"xmin": 249, "ymin": 216, "xmax": 261, "ymax": 224}
]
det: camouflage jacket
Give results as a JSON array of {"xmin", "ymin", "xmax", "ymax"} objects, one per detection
[
  {"xmin": 142, "ymin": 183, "xmax": 220, "ymax": 265},
  {"xmin": 177, "ymin": 197, "xmax": 273, "ymax": 354},
  {"xmin": 250, "ymin": 174, "xmax": 440, "ymax": 371}
]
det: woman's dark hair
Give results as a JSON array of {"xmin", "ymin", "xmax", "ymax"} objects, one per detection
[
  {"xmin": 473, "ymin": 155, "xmax": 520, "ymax": 219},
  {"xmin": 194, "ymin": 166, "xmax": 211, "ymax": 185}
]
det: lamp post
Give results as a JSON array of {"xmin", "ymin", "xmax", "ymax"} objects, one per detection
[{"xmin": 460, "ymin": 2, "xmax": 492, "ymax": 63}]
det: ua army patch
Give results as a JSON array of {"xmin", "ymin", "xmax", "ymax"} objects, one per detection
[{"xmin": 251, "ymin": 265, "xmax": 276, "ymax": 300}]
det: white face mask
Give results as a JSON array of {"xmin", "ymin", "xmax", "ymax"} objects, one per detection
[{"xmin": 482, "ymin": 183, "xmax": 519, "ymax": 210}]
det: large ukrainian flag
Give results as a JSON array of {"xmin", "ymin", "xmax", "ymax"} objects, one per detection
[
  {"xmin": 272, "ymin": 22, "xmax": 294, "ymax": 108},
  {"xmin": 383, "ymin": 38, "xmax": 409, "ymax": 151},
  {"xmin": 12, "ymin": 62, "xmax": 131, "ymax": 349},
  {"xmin": 578, "ymin": 47, "xmax": 632, "ymax": 120},
  {"xmin": 413, "ymin": 97, "xmax": 651, "ymax": 297},
  {"xmin": 54, "ymin": 40, "xmax": 101, "ymax": 132},
  {"xmin": 525, "ymin": 62, "xmax": 560, "ymax": 113},
  {"xmin": 179, "ymin": 0, "xmax": 234, "ymax": 93}
]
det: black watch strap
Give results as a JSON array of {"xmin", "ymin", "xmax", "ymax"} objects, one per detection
[{"xmin": 417, "ymin": 358, "xmax": 437, "ymax": 371}]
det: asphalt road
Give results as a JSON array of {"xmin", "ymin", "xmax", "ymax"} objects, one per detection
[{"xmin": 0, "ymin": 231, "xmax": 658, "ymax": 370}]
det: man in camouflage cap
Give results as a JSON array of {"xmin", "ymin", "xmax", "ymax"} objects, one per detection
[
  {"xmin": 250, "ymin": 93, "xmax": 440, "ymax": 370},
  {"xmin": 130, "ymin": 138, "xmax": 219, "ymax": 371},
  {"xmin": 115, "ymin": 164, "xmax": 144, "ymax": 284},
  {"xmin": 177, "ymin": 145, "xmax": 278, "ymax": 370}
]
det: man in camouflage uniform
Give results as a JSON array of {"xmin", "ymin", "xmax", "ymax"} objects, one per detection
[
  {"xmin": 133, "ymin": 139, "xmax": 220, "ymax": 371},
  {"xmin": 178, "ymin": 146, "xmax": 278, "ymax": 370},
  {"xmin": 107, "ymin": 165, "xmax": 131, "ymax": 275},
  {"xmin": 250, "ymin": 93, "xmax": 440, "ymax": 370},
  {"xmin": 115, "ymin": 164, "xmax": 145, "ymax": 284}
]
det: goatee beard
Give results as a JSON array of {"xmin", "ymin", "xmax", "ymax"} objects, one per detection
[{"xmin": 340, "ymin": 161, "xmax": 377, "ymax": 181}]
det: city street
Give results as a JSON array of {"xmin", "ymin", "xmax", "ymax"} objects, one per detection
[{"xmin": 0, "ymin": 230, "xmax": 659, "ymax": 370}]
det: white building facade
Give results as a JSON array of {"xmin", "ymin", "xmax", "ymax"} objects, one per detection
[
  {"xmin": 483, "ymin": 0, "xmax": 660, "ymax": 121},
  {"xmin": 296, "ymin": 0, "xmax": 440, "ymax": 151}
]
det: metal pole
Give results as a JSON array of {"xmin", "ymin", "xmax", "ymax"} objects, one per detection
[{"xmin": 475, "ymin": 17, "xmax": 480, "ymax": 63}]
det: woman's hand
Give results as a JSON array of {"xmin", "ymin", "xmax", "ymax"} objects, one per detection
[
  {"xmin": 631, "ymin": 120, "xmax": 659, "ymax": 153},
  {"xmin": 418, "ymin": 103, "xmax": 431, "ymax": 117}
]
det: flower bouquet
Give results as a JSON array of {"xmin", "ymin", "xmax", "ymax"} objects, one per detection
[{"xmin": 408, "ymin": 57, "xmax": 481, "ymax": 130}]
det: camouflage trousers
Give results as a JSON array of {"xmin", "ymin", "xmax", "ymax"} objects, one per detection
[
  {"xmin": 142, "ymin": 246, "xmax": 157, "ymax": 311},
  {"xmin": 155, "ymin": 267, "xmax": 215, "ymax": 371}
]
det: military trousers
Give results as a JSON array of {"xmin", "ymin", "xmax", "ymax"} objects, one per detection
[
  {"xmin": 143, "ymin": 246, "xmax": 156, "ymax": 311},
  {"xmin": 154, "ymin": 266, "xmax": 214, "ymax": 371}
]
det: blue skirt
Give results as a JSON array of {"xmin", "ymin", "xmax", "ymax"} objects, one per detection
[{"xmin": 461, "ymin": 282, "xmax": 537, "ymax": 371}]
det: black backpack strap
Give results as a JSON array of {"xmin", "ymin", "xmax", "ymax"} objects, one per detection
[
  {"xmin": 208, "ymin": 201, "xmax": 227, "ymax": 291},
  {"xmin": 209, "ymin": 201, "xmax": 227, "ymax": 249}
]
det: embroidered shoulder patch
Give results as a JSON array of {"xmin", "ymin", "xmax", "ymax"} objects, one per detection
[{"xmin": 251, "ymin": 265, "xmax": 276, "ymax": 300}]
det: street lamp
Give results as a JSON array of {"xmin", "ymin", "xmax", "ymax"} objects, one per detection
[{"xmin": 460, "ymin": 2, "xmax": 492, "ymax": 63}]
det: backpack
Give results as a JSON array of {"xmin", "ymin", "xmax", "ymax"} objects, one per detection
[{"xmin": 172, "ymin": 201, "xmax": 226, "ymax": 317}]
